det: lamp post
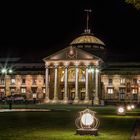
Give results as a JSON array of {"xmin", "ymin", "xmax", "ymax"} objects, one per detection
[{"xmin": 1, "ymin": 68, "xmax": 13, "ymax": 97}]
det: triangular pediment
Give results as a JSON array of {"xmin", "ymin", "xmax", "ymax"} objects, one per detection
[{"xmin": 43, "ymin": 46, "xmax": 101, "ymax": 61}]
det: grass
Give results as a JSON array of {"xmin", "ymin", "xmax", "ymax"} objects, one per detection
[{"xmin": 0, "ymin": 104, "xmax": 139, "ymax": 140}]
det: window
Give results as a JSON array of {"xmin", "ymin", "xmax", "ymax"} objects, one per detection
[
  {"xmin": 133, "ymin": 78, "xmax": 137, "ymax": 84},
  {"xmin": 107, "ymin": 88, "xmax": 113, "ymax": 94},
  {"xmin": 119, "ymin": 88, "xmax": 126, "ymax": 93},
  {"xmin": 120, "ymin": 78, "xmax": 125, "ymax": 84},
  {"xmin": 32, "ymin": 78, "xmax": 36, "ymax": 85},
  {"xmin": 0, "ymin": 79, "xmax": 5, "ymax": 85},
  {"xmin": 11, "ymin": 78, "xmax": 16, "ymax": 85},
  {"xmin": 132, "ymin": 88, "xmax": 138, "ymax": 94},
  {"xmin": 0, "ymin": 88, "xmax": 5, "ymax": 92},
  {"xmin": 43, "ymin": 88, "xmax": 46, "ymax": 93},
  {"xmin": 10, "ymin": 88, "xmax": 16, "ymax": 95},
  {"xmin": 21, "ymin": 88, "xmax": 26, "ymax": 93},
  {"xmin": 132, "ymin": 94, "xmax": 138, "ymax": 100},
  {"xmin": 108, "ymin": 78, "xmax": 113, "ymax": 85},
  {"xmin": 120, "ymin": 93, "xmax": 125, "ymax": 100},
  {"xmin": 137, "ymin": 80, "xmax": 140, "ymax": 84},
  {"xmin": 22, "ymin": 78, "xmax": 25, "ymax": 84}
]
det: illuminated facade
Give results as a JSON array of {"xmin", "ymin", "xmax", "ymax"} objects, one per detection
[{"xmin": 0, "ymin": 31, "xmax": 140, "ymax": 105}]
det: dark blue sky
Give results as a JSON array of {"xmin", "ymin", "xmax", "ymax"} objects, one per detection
[{"xmin": 0, "ymin": 0, "xmax": 140, "ymax": 62}]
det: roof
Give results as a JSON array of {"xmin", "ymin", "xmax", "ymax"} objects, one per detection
[{"xmin": 70, "ymin": 33, "xmax": 105, "ymax": 46}]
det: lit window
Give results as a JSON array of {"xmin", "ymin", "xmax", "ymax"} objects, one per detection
[
  {"xmin": 108, "ymin": 88, "xmax": 113, "ymax": 94},
  {"xmin": 43, "ymin": 88, "xmax": 46, "ymax": 93},
  {"xmin": 120, "ymin": 78, "xmax": 125, "ymax": 84},
  {"xmin": 132, "ymin": 89, "xmax": 137, "ymax": 94},
  {"xmin": 21, "ymin": 88, "xmax": 26, "ymax": 93},
  {"xmin": 137, "ymin": 80, "xmax": 140, "ymax": 84},
  {"xmin": 33, "ymin": 78, "xmax": 36, "ymax": 85},
  {"xmin": 0, "ymin": 88, "xmax": 5, "ymax": 92},
  {"xmin": 11, "ymin": 78, "xmax": 16, "ymax": 84}
]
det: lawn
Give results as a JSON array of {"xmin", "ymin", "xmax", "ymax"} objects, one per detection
[{"xmin": 0, "ymin": 104, "xmax": 139, "ymax": 140}]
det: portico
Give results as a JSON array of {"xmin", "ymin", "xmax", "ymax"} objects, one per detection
[{"xmin": 43, "ymin": 46, "xmax": 102, "ymax": 104}]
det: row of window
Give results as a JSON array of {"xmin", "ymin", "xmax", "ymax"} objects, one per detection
[
  {"xmin": 107, "ymin": 88, "xmax": 138, "ymax": 94},
  {"xmin": 107, "ymin": 93, "xmax": 138, "ymax": 100},
  {"xmin": 0, "ymin": 78, "xmax": 46, "ymax": 85},
  {"xmin": 108, "ymin": 78, "xmax": 140, "ymax": 85},
  {"xmin": 0, "ymin": 88, "xmax": 46, "ymax": 94}
]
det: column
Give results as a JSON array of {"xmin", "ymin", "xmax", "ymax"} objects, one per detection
[
  {"xmin": 45, "ymin": 64, "xmax": 50, "ymax": 102},
  {"xmin": 74, "ymin": 65, "xmax": 79, "ymax": 103},
  {"xmin": 84, "ymin": 66, "xmax": 89, "ymax": 103},
  {"xmin": 64, "ymin": 65, "xmax": 68, "ymax": 103},
  {"xmin": 138, "ymin": 88, "xmax": 140, "ymax": 103},
  {"xmin": 53, "ymin": 64, "xmax": 58, "ymax": 103},
  {"xmin": 94, "ymin": 68, "xmax": 99, "ymax": 105}
]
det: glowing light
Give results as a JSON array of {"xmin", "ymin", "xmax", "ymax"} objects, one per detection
[
  {"xmin": 117, "ymin": 106, "xmax": 126, "ymax": 115},
  {"xmin": 131, "ymin": 104, "xmax": 135, "ymax": 109},
  {"xmin": 81, "ymin": 113, "xmax": 94, "ymax": 126},
  {"xmin": 75, "ymin": 108, "xmax": 100, "ymax": 135},
  {"xmin": 127, "ymin": 105, "xmax": 132, "ymax": 111},
  {"xmin": 96, "ymin": 69, "xmax": 99, "ymax": 73},
  {"xmin": 88, "ymin": 69, "xmax": 91, "ymax": 73},
  {"xmin": 1, "ymin": 68, "xmax": 7, "ymax": 74},
  {"xmin": 118, "ymin": 107, "xmax": 124, "ymax": 113},
  {"xmin": 91, "ymin": 68, "xmax": 94, "ymax": 73},
  {"xmin": 8, "ymin": 69, "xmax": 13, "ymax": 74}
]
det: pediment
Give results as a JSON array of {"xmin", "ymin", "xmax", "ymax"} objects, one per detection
[{"xmin": 43, "ymin": 46, "xmax": 101, "ymax": 61}]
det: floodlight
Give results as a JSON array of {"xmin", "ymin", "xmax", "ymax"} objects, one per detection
[
  {"xmin": 117, "ymin": 106, "xmax": 126, "ymax": 115},
  {"xmin": 131, "ymin": 104, "xmax": 135, "ymax": 109},
  {"xmin": 75, "ymin": 108, "xmax": 100, "ymax": 136},
  {"xmin": 126, "ymin": 105, "xmax": 132, "ymax": 111}
]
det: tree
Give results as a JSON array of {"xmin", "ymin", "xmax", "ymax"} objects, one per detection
[{"xmin": 125, "ymin": 0, "xmax": 140, "ymax": 9}]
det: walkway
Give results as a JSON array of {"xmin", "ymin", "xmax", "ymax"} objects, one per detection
[{"xmin": 0, "ymin": 109, "xmax": 50, "ymax": 112}]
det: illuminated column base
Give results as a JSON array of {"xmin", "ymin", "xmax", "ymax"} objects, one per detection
[
  {"xmin": 73, "ymin": 97, "xmax": 79, "ymax": 104},
  {"xmin": 44, "ymin": 97, "xmax": 50, "ymax": 103},
  {"xmin": 84, "ymin": 98, "xmax": 90, "ymax": 104},
  {"xmin": 51, "ymin": 98, "xmax": 58, "ymax": 104},
  {"xmin": 63, "ymin": 97, "xmax": 69, "ymax": 104},
  {"xmin": 94, "ymin": 96, "xmax": 99, "ymax": 105}
]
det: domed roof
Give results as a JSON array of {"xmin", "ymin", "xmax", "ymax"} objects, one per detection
[{"xmin": 70, "ymin": 32, "xmax": 105, "ymax": 46}]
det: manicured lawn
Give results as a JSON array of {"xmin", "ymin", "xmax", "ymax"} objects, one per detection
[{"xmin": 0, "ymin": 104, "xmax": 139, "ymax": 140}]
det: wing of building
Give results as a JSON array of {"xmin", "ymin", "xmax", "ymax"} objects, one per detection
[{"xmin": 0, "ymin": 24, "xmax": 140, "ymax": 105}]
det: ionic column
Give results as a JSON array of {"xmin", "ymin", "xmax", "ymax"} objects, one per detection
[
  {"xmin": 53, "ymin": 64, "xmax": 58, "ymax": 103},
  {"xmin": 64, "ymin": 65, "xmax": 68, "ymax": 103},
  {"xmin": 45, "ymin": 64, "xmax": 50, "ymax": 102},
  {"xmin": 74, "ymin": 65, "xmax": 79, "ymax": 103},
  {"xmin": 94, "ymin": 68, "xmax": 99, "ymax": 105},
  {"xmin": 84, "ymin": 65, "xmax": 89, "ymax": 103}
]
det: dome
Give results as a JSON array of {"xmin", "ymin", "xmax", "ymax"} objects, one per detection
[{"xmin": 70, "ymin": 33, "xmax": 105, "ymax": 46}]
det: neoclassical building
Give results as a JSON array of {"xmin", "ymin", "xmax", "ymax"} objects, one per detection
[{"xmin": 0, "ymin": 28, "xmax": 140, "ymax": 105}]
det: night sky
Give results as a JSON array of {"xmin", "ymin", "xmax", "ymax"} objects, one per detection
[{"xmin": 0, "ymin": 0, "xmax": 140, "ymax": 62}]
